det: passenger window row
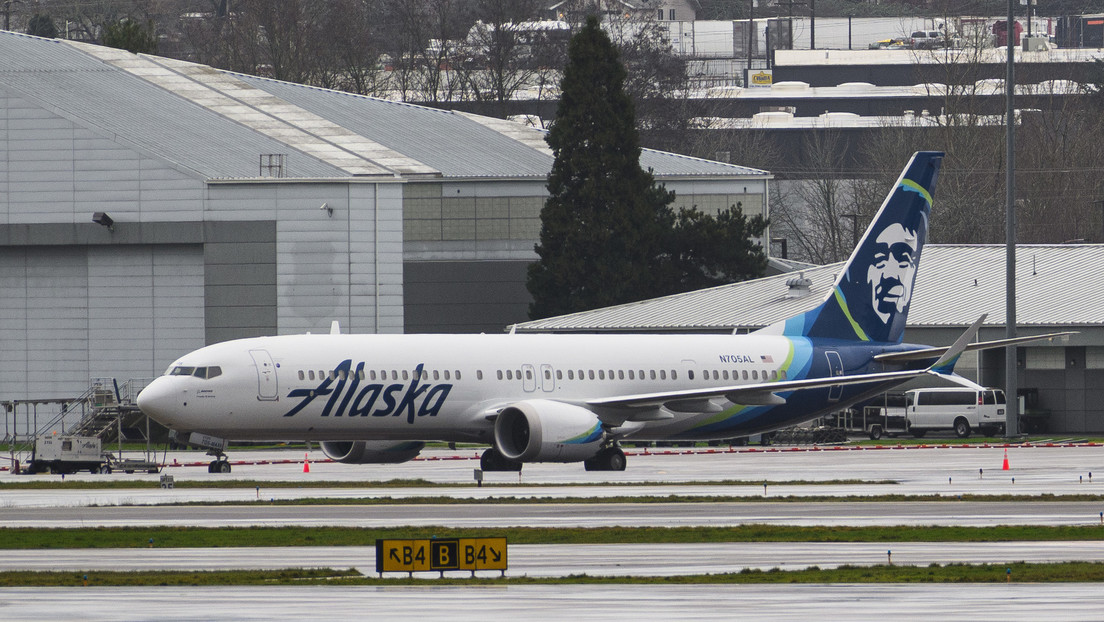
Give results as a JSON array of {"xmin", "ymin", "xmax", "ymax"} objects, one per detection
[
  {"xmin": 291, "ymin": 366, "xmax": 783, "ymax": 385},
  {"xmin": 694, "ymin": 369, "xmax": 784, "ymax": 382},
  {"xmin": 297, "ymin": 368, "xmax": 464, "ymax": 382}
]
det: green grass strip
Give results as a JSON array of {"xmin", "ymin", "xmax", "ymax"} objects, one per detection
[
  {"xmin": 4, "ymin": 562, "xmax": 1104, "ymax": 586},
  {"xmin": 202, "ymin": 492, "xmax": 1104, "ymax": 506},
  {"xmin": 2, "ymin": 524, "xmax": 1104, "ymax": 549}
]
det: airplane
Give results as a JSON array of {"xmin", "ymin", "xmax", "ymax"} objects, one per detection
[{"xmin": 136, "ymin": 151, "xmax": 1066, "ymax": 473}]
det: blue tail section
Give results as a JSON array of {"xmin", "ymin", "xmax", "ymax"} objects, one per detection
[{"xmin": 762, "ymin": 151, "xmax": 944, "ymax": 344}]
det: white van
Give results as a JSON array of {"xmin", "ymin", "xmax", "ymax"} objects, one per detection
[{"xmin": 905, "ymin": 387, "xmax": 1006, "ymax": 438}]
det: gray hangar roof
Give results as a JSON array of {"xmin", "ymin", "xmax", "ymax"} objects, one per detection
[
  {"xmin": 0, "ymin": 30, "xmax": 768, "ymax": 182},
  {"xmin": 512, "ymin": 245, "xmax": 1104, "ymax": 333}
]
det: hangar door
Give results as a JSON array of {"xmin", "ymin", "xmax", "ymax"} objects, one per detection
[{"xmin": 0, "ymin": 245, "xmax": 205, "ymax": 400}]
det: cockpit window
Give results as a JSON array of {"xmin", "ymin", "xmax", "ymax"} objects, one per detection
[
  {"xmin": 169, "ymin": 366, "xmax": 221, "ymax": 379},
  {"xmin": 199, "ymin": 366, "xmax": 222, "ymax": 379}
]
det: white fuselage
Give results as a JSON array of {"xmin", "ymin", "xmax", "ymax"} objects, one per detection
[{"xmin": 137, "ymin": 332, "xmax": 807, "ymax": 443}]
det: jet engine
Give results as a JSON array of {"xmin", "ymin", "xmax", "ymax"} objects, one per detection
[
  {"xmin": 493, "ymin": 399, "xmax": 606, "ymax": 462},
  {"xmin": 320, "ymin": 440, "xmax": 425, "ymax": 464}
]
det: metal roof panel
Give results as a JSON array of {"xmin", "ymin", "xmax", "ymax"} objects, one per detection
[{"xmin": 514, "ymin": 245, "xmax": 1104, "ymax": 332}]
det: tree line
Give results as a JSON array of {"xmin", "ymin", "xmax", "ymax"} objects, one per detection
[{"xmin": 10, "ymin": 1, "xmax": 1104, "ymax": 270}]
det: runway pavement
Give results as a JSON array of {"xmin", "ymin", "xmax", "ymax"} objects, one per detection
[
  {"xmin": 3, "ymin": 500, "xmax": 1104, "ymax": 528},
  {"xmin": 4, "ymin": 584, "xmax": 1104, "ymax": 622},
  {"xmin": 2, "ymin": 443, "xmax": 1103, "ymax": 507},
  {"xmin": 3, "ymin": 444, "xmax": 1103, "ymax": 620}
]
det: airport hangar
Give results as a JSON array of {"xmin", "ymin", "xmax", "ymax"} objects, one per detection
[
  {"xmin": 514, "ymin": 244, "xmax": 1104, "ymax": 435},
  {"xmin": 0, "ymin": 30, "xmax": 770, "ymax": 402}
]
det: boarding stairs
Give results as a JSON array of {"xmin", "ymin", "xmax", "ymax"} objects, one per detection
[{"xmin": 35, "ymin": 378, "xmax": 153, "ymax": 443}]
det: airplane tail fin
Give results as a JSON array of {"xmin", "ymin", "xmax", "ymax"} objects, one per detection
[{"xmin": 758, "ymin": 151, "xmax": 944, "ymax": 344}]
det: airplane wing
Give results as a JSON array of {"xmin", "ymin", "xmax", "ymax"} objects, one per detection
[
  {"xmin": 587, "ymin": 367, "xmax": 931, "ymax": 415},
  {"xmin": 479, "ymin": 366, "xmax": 945, "ymax": 424},
  {"xmin": 591, "ymin": 315, "xmax": 987, "ymax": 421}
]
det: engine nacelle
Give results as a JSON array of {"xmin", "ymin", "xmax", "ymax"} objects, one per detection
[
  {"xmin": 320, "ymin": 440, "xmax": 425, "ymax": 464},
  {"xmin": 494, "ymin": 400, "xmax": 605, "ymax": 463}
]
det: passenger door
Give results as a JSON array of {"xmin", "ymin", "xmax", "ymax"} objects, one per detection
[
  {"xmin": 540, "ymin": 364, "xmax": 555, "ymax": 392},
  {"xmin": 249, "ymin": 349, "xmax": 279, "ymax": 401},
  {"xmin": 522, "ymin": 364, "xmax": 537, "ymax": 393}
]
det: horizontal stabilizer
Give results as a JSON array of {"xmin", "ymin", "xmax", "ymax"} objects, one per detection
[{"xmin": 874, "ymin": 330, "xmax": 1076, "ymax": 364}]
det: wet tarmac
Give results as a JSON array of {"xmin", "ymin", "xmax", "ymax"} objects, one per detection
[{"xmin": 3, "ymin": 444, "xmax": 1103, "ymax": 620}]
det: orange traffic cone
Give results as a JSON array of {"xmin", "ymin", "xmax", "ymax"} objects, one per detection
[
  {"xmin": 1001, "ymin": 448, "xmax": 1010, "ymax": 471},
  {"xmin": 303, "ymin": 452, "xmax": 310, "ymax": 473}
]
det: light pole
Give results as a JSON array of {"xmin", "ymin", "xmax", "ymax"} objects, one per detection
[
  {"xmin": 1004, "ymin": 0, "xmax": 1018, "ymax": 438},
  {"xmin": 746, "ymin": 0, "xmax": 754, "ymax": 83},
  {"xmin": 810, "ymin": 0, "xmax": 816, "ymax": 49}
]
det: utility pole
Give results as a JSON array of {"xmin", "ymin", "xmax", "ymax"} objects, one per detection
[
  {"xmin": 746, "ymin": 0, "xmax": 754, "ymax": 82},
  {"xmin": 810, "ymin": 0, "xmax": 815, "ymax": 49},
  {"xmin": 1004, "ymin": 0, "xmax": 1018, "ymax": 438}
]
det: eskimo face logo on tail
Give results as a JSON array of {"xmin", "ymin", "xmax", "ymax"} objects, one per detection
[
  {"xmin": 866, "ymin": 223, "xmax": 918, "ymax": 325},
  {"xmin": 282, "ymin": 360, "xmax": 452, "ymax": 424}
]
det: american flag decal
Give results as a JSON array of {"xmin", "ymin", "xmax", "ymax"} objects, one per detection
[{"xmin": 760, "ymin": 355, "xmax": 774, "ymax": 363}]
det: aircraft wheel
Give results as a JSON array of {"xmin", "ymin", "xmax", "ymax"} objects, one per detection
[
  {"xmin": 606, "ymin": 448, "xmax": 627, "ymax": 471},
  {"xmin": 584, "ymin": 447, "xmax": 626, "ymax": 472},
  {"xmin": 99, "ymin": 464, "xmax": 112, "ymax": 474},
  {"xmin": 217, "ymin": 460, "xmax": 232, "ymax": 473},
  {"xmin": 480, "ymin": 448, "xmax": 521, "ymax": 472}
]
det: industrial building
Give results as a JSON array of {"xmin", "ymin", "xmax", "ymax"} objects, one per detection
[
  {"xmin": 514, "ymin": 245, "xmax": 1104, "ymax": 434},
  {"xmin": 0, "ymin": 30, "xmax": 770, "ymax": 401}
]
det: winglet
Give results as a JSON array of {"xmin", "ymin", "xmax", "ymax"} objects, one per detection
[{"xmin": 929, "ymin": 314, "xmax": 987, "ymax": 374}]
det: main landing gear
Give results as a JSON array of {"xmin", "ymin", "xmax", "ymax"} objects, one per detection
[
  {"xmin": 478, "ymin": 445, "xmax": 628, "ymax": 472},
  {"xmin": 480, "ymin": 447, "xmax": 522, "ymax": 472},
  {"xmin": 584, "ymin": 446, "xmax": 626, "ymax": 472}
]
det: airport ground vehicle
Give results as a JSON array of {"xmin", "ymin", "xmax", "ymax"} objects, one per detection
[
  {"xmin": 904, "ymin": 387, "xmax": 1006, "ymax": 438},
  {"xmin": 859, "ymin": 393, "xmax": 910, "ymax": 440},
  {"xmin": 822, "ymin": 395, "xmax": 909, "ymax": 440},
  {"xmin": 16, "ymin": 435, "xmax": 161, "ymax": 475},
  {"xmin": 19, "ymin": 436, "xmax": 107, "ymax": 474}
]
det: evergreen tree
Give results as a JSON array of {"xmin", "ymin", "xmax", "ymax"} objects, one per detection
[
  {"xmin": 102, "ymin": 19, "xmax": 158, "ymax": 55},
  {"xmin": 668, "ymin": 204, "xmax": 769, "ymax": 292},
  {"xmin": 528, "ymin": 16, "xmax": 769, "ymax": 319},
  {"xmin": 527, "ymin": 16, "xmax": 676, "ymax": 319},
  {"xmin": 27, "ymin": 14, "xmax": 58, "ymax": 39}
]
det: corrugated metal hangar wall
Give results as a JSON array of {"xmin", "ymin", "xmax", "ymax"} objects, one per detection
[{"xmin": 0, "ymin": 31, "xmax": 770, "ymax": 401}]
